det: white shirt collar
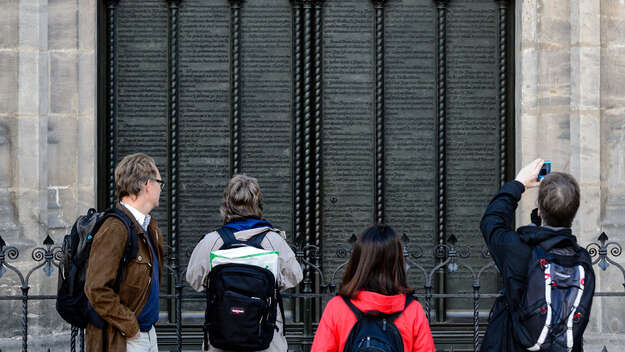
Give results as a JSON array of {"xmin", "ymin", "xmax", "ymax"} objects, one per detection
[{"xmin": 120, "ymin": 201, "xmax": 150, "ymax": 231}]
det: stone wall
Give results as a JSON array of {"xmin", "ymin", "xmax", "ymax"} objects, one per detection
[
  {"xmin": 0, "ymin": 0, "xmax": 96, "ymax": 348},
  {"xmin": 517, "ymin": 0, "xmax": 625, "ymax": 350}
]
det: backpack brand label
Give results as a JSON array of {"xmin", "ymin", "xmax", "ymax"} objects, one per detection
[
  {"xmin": 230, "ymin": 307, "xmax": 245, "ymax": 315},
  {"xmin": 554, "ymin": 271, "xmax": 571, "ymax": 279}
]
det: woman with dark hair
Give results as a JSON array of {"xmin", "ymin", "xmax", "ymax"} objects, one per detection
[{"xmin": 311, "ymin": 224, "xmax": 435, "ymax": 351}]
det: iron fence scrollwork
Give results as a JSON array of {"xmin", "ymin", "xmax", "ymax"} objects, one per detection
[
  {"xmin": 0, "ymin": 232, "xmax": 623, "ymax": 351},
  {"xmin": 0, "ymin": 235, "xmax": 63, "ymax": 352}
]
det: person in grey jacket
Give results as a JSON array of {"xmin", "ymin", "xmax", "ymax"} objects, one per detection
[{"xmin": 186, "ymin": 174, "xmax": 303, "ymax": 352}]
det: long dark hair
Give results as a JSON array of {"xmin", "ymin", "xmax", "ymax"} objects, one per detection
[{"xmin": 339, "ymin": 224, "xmax": 413, "ymax": 298}]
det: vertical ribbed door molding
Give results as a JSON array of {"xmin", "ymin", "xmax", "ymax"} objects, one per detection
[
  {"xmin": 292, "ymin": 0, "xmax": 324, "ymax": 325},
  {"xmin": 297, "ymin": 0, "xmax": 315, "ymax": 334},
  {"xmin": 293, "ymin": 0, "xmax": 303, "ymax": 246},
  {"xmin": 167, "ymin": 0, "xmax": 182, "ymax": 348},
  {"xmin": 435, "ymin": 0, "xmax": 448, "ymax": 323},
  {"xmin": 107, "ymin": 0, "xmax": 120, "ymax": 208},
  {"xmin": 302, "ymin": 0, "xmax": 314, "ymax": 297},
  {"xmin": 498, "ymin": 0, "xmax": 509, "ymax": 187},
  {"xmin": 230, "ymin": 0, "xmax": 243, "ymax": 176},
  {"xmin": 312, "ymin": 0, "xmax": 323, "ymax": 281},
  {"xmin": 311, "ymin": 0, "xmax": 324, "ymax": 319},
  {"xmin": 372, "ymin": 0, "xmax": 385, "ymax": 225},
  {"xmin": 435, "ymin": 0, "xmax": 448, "ymax": 252}
]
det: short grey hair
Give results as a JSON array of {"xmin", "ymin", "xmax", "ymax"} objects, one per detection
[
  {"xmin": 220, "ymin": 174, "xmax": 264, "ymax": 224},
  {"xmin": 114, "ymin": 153, "xmax": 158, "ymax": 200},
  {"xmin": 538, "ymin": 172, "xmax": 580, "ymax": 228}
]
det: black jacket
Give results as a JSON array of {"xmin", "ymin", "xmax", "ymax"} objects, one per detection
[{"xmin": 479, "ymin": 181, "xmax": 595, "ymax": 352}]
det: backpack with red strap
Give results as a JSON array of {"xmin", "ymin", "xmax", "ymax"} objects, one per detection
[{"xmin": 511, "ymin": 245, "xmax": 594, "ymax": 351}]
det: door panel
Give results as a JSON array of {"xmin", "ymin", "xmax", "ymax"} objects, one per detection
[{"xmin": 98, "ymin": 0, "xmax": 514, "ymax": 336}]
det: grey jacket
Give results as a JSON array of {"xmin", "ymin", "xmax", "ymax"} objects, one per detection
[{"xmin": 186, "ymin": 226, "xmax": 303, "ymax": 352}]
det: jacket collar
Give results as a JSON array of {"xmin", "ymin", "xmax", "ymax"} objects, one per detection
[
  {"xmin": 351, "ymin": 291, "xmax": 408, "ymax": 314},
  {"xmin": 230, "ymin": 227, "xmax": 277, "ymax": 241},
  {"xmin": 517, "ymin": 225, "xmax": 579, "ymax": 251},
  {"xmin": 120, "ymin": 201, "xmax": 149, "ymax": 230},
  {"xmin": 115, "ymin": 202, "xmax": 158, "ymax": 240},
  {"xmin": 223, "ymin": 218, "xmax": 273, "ymax": 232}
]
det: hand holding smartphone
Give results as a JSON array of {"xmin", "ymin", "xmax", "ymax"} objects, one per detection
[
  {"xmin": 537, "ymin": 161, "xmax": 551, "ymax": 181},
  {"xmin": 515, "ymin": 158, "xmax": 546, "ymax": 189}
]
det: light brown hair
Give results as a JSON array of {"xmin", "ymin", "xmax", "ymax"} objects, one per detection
[
  {"xmin": 220, "ymin": 174, "xmax": 264, "ymax": 224},
  {"xmin": 339, "ymin": 224, "xmax": 413, "ymax": 298},
  {"xmin": 538, "ymin": 172, "xmax": 580, "ymax": 228},
  {"xmin": 114, "ymin": 153, "xmax": 158, "ymax": 200}
]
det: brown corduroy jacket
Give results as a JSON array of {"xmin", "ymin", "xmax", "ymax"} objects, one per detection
[{"xmin": 84, "ymin": 203, "xmax": 164, "ymax": 352}]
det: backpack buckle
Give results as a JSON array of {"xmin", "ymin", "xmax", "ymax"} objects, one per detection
[{"xmin": 573, "ymin": 312, "xmax": 582, "ymax": 322}]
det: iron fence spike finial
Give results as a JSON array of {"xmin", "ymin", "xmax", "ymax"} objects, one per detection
[
  {"xmin": 447, "ymin": 234, "xmax": 457, "ymax": 246},
  {"xmin": 349, "ymin": 234, "xmax": 357, "ymax": 244},
  {"xmin": 401, "ymin": 233, "xmax": 409, "ymax": 243},
  {"xmin": 599, "ymin": 232, "xmax": 608, "ymax": 244},
  {"xmin": 0, "ymin": 236, "xmax": 5, "ymax": 250},
  {"xmin": 43, "ymin": 235, "xmax": 54, "ymax": 246},
  {"xmin": 601, "ymin": 346, "xmax": 608, "ymax": 352}
]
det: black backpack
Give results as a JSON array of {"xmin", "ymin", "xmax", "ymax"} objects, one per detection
[
  {"xmin": 56, "ymin": 208, "xmax": 138, "ymax": 328},
  {"xmin": 204, "ymin": 227, "xmax": 284, "ymax": 351},
  {"xmin": 511, "ymin": 245, "xmax": 594, "ymax": 351},
  {"xmin": 342, "ymin": 295, "xmax": 414, "ymax": 352}
]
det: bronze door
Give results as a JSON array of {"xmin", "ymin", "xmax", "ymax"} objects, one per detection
[{"xmin": 97, "ymin": 0, "xmax": 514, "ymax": 349}]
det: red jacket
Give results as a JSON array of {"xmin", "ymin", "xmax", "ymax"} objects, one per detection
[{"xmin": 311, "ymin": 291, "xmax": 436, "ymax": 352}]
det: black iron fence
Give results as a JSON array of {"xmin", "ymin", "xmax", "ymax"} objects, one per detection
[{"xmin": 0, "ymin": 232, "xmax": 623, "ymax": 352}]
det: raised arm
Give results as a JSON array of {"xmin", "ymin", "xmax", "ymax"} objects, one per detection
[{"xmin": 480, "ymin": 159, "xmax": 543, "ymax": 267}]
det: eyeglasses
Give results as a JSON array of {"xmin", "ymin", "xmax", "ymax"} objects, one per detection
[{"xmin": 150, "ymin": 178, "xmax": 165, "ymax": 191}]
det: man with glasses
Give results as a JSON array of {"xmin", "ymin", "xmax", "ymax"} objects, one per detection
[{"xmin": 84, "ymin": 153, "xmax": 164, "ymax": 352}]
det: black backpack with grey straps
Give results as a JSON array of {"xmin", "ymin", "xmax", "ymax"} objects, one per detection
[
  {"xmin": 510, "ymin": 244, "xmax": 594, "ymax": 351},
  {"xmin": 56, "ymin": 208, "xmax": 138, "ymax": 328},
  {"xmin": 203, "ymin": 227, "xmax": 284, "ymax": 351}
]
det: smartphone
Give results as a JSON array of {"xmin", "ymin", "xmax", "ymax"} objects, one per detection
[{"xmin": 538, "ymin": 161, "xmax": 551, "ymax": 181}]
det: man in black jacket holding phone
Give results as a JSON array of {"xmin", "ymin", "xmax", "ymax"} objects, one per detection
[{"xmin": 480, "ymin": 159, "xmax": 595, "ymax": 352}]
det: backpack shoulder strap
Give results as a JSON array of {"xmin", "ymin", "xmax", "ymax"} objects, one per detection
[
  {"xmin": 405, "ymin": 293, "xmax": 415, "ymax": 308},
  {"xmin": 217, "ymin": 227, "xmax": 238, "ymax": 249},
  {"xmin": 341, "ymin": 296, "xmax": 363, "ymax": 320},
  {"xmin": 107, "ymin": 208, "xmax": 139, "ymax": 261},
  {"xmin": 101, "ymin": 208, "xmax": 139, "ymax": 292},
  {"xmin": 532, "ymin": 244, "xmax": 548, "ymax": 259},
  {"xmin": 277, "ymin": 290, "xmax": 286, "ymax": 336},
  {"xmin": 245, "ymin": 229, "xmax": 271, "ymax": 249},
  {"xmin": 387, "ymin": 294, "xmax": 415, "ymax": 322}
]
